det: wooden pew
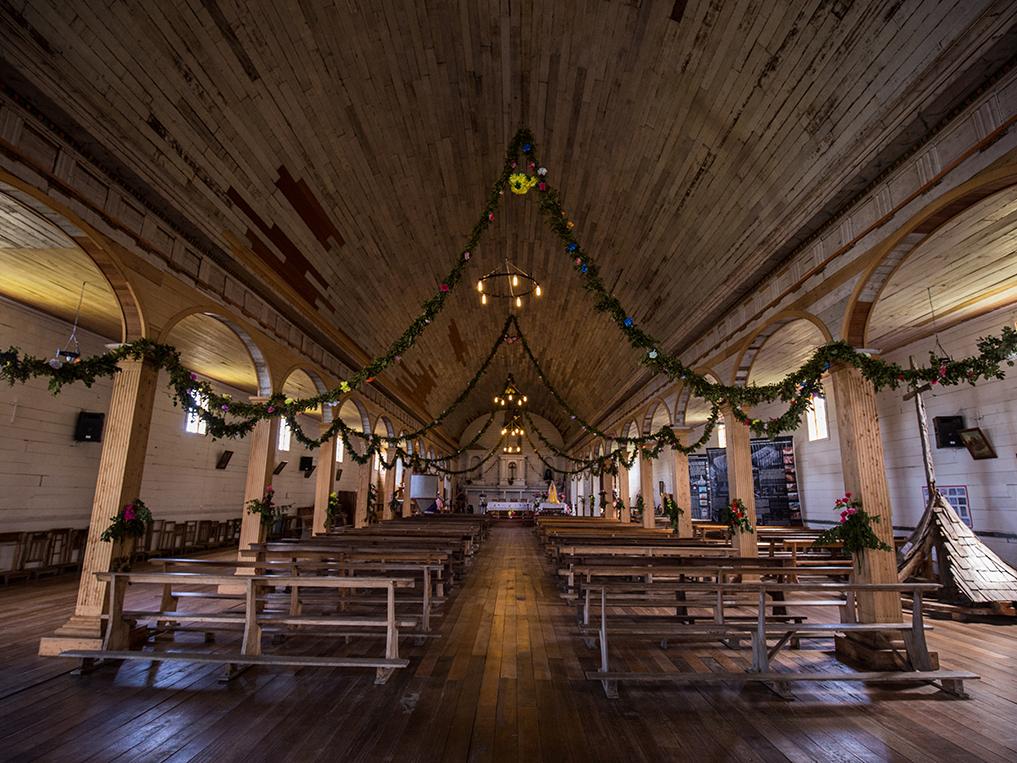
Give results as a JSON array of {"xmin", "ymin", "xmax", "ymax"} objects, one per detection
[
  {"xmin": 578, "ymin": 578, "xmax": 977, "ymax": 699},
  {"xmin": 60, "ymin": 570, "xmax": 414, "ymax": 684}
]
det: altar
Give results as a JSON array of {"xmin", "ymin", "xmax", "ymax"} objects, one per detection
[{"xmin": 484, "ymin": 500, "xmax": 532, "ymax": 514}]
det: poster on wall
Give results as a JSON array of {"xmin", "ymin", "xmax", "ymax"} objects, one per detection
[
  {"xmin": 923, "ymin": 485, "xmax": 972, "ymax": 528},
  {"xmin": 687, "ymin": 454, "xmax": 711, "ymax": 519},
  {"xmin": 705, "ymin": 436, "xmax": 802, "ymax": 525}
]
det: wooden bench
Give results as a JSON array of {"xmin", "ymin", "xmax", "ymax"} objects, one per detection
[
  {"xmin": 61, "ymin": 570, "xmax": 414, "ymax": 684},
  {"xmin": 579, "ymin": 579, "xmax": 978, "ymax": 699},
  {"xmin": 152, "ymin": 556, "xmax": 444, "ymax": 633}
]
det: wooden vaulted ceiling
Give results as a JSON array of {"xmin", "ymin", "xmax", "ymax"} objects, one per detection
[{"xmin": 2, "ymin": 1, "xmax": 1016, "ymax": 441}]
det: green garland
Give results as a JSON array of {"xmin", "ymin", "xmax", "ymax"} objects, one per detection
[{"xmin": 2, "ymin": 127, "xmax": 1015, "ymax": 477}]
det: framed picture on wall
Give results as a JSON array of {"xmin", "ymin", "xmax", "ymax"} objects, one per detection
[{"xmin": 957, "ymin": 428, "xmax": 997, "ymax": 460}]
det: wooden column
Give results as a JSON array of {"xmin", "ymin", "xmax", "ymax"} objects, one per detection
[
  {"xmin": 237, "ymin": 401, "xmax": 279, "ymax": 560},
  {"xmin": 670, "ymin": 428, "xmax": 694, "ymax": 538},
  {"xmin": 830, "ymin": 362, "xmax": 901, "ymax": 623},
  {"xmin": 616, "ymin": 459, "xmax": 632, "ymax": 523},
  {"xmin": 722, "ymin": 405, "xmax": 758, "ymax": 557},
  {"xmin": 355, "ymin": 458, "xmax": 372, "ymax": 527},
  {"xmin": 601, "ymin": 471, "xmax": 616, "ymax": 519},
  {"xmin": 39, "ymin": 357, "xmax": 158, "ymax": 656},
  {"xmin": 639, "ymin": 451, "xmax": 656, "ymax": 529},
  {"xmin": 312, "ymin": 426, "xmax": 338, "ymax": 535},
  {"xmin": 401, "ymin": 463, "xmax": 414, "ymax": 518},
  {"xmin": 382, "ymin": 455, "xmax": 397, "ymax": 520}
]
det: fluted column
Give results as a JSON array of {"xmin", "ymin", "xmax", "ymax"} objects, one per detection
[
  {"xmin": 355, "ymin": 457, "xmax": 372, "ymax": 527},
  {"xmin": 40, "ymin": 357, "xmax": 158, "ymax": 656},
  {"xmin": 616, "ymin": 457, "xmax": 632, "ymax": 523},
  {"xmin": 382, "ymin": 452, "xmax": 397, "ymax": 520},
  {"xmin": 237, "ymin": 400, "xmax": 280, "ymax": 560},
  {"xmin": 670, "ymin": 428, "xmax": 694, "ymax": 537},
  {"xmin": 312, "ymin": 425, "xmax": 338, "ymax": 535},
  {"xmin": 830, "ymin": 362, "xmax": 901, "ymax": 623},
  {"xmin": 401, "ymin": 463, "xmax": 414, "ymax": 518},
  {"xmin": 722, "ymin": 405, "xmax": 758, "ymax": 557},
  {"xmin": 639, "ymin": 450, "xmax": 656, "ymax": 529}
]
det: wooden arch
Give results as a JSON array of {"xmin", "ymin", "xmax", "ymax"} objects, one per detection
[
  {"xmin": 674, "ymin": 367, "xmax": 723, "ymax": 426},
  {"xmin": 0, "ymin": 175, "xmax": 145, "ymax": 341},
  {"xmin": 731, "ymin": 309, "xmax": 832, "ymax": 386},
  {"xmin": 280, "ymin": 364, "xmax": 332, "ymax": 423},
  {"xmin": 640, "ymin": 397, "xmax": 674, "ymax": 437},
  {"xmin": 843, "ymin": 167, "xmax": 1017, "ymax": 347},
  {"xmin": 158, "ymin": 306, "xmax": 273, "ymax": 397}
]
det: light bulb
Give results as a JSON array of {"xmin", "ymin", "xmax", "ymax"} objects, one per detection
[
  {"xmin": 501, "ymin": 428, "xmax": 507, "ymax": 435},
  {"xmin": 515, "ymin": 296, "xmax": 522, "ymax": 308},
  {"xmin": 481, "ymin": 293, "xmax": 487, "ymax": 305},
  {"xmin": 535, "ymin": 285, "xmax": 542, "ymax": 297},
  {"xmin": 517, "ymin": 398, "xmax": 523, "ymax": 406},
  {"xmin": 512, "ymin": 274, "xmax": 519, "ymax": 287},
  {"xmin": 477, "ymin": 280, "xmax": 484, "ymax": 292}
]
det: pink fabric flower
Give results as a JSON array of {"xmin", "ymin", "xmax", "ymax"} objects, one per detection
[
  {"xmin": 538, "ymin": 182, "xmax": 546, "ymax": 191},
  {"xmin": 123, "ymin": 505, "xmax": 136, "ymax": 521},
  {"xmin": 463, "ymin": 251, "xmax": 471, "ymax": 260},
  {"xmin": 440, "ymin": 283, "xmax": 450, "ymax": 293},
  {"xmin": 488, "ymin": 212, "xmax": 495, "ymax": 221}
]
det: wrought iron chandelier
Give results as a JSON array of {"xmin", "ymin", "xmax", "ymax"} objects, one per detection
[
  {"xmin": 476, "ymin": 259, "xmax": 542, "ymax": 308},
  {"xmin": 493, "ymin": 374, "xmax": 528, "ymax": 407}
]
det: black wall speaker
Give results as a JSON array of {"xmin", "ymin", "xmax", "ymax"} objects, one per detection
[
  {"xmin": 74, "ymin": 411, "xmax": 105, "ymax": 442},
  {"xmin": 933, "ymin": 416, "xmax": 965, "ymax": 448},
  {"xmin": 299, "ymin": 456, "xmax": 314, "ymax": 471},
  {"xmin": 215, "ymin": 450, "xmax": 234, "ymax": 470}
]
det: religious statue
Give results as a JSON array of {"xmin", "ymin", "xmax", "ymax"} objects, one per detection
[{"xmin": 547, "ymin": 481, "xmax": 559, "ymax": 504}]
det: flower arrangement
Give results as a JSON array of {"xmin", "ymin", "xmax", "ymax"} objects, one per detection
[
  {"xmin": 614, "ymin": 496, "xmax": 625, "ymax": 520},
  {"xmin": 326, "ymin": 491, "xmax": 342, "ymax": 529},
  {"xmin": 508, "ymin": 172, "xmax": 538, "ymax": 195},
  {"xmin": 634, "ymin": 494, "xmax": 645, "ymax": 518},
  {"xmin": 589, "ymin": 493, "xmax": 597, "ymax": 514},
  {"xmin": 100, "ymin": 498, "xmax": 152, "ymax": 542},
  {"xmin": 662, "ymin": 496, "xmax": 684, "ymax": 532},
  {"xmin": 246, "ymin": 485, "xmax": 277, "ymax": 526},
  {"xmin": 721, "ymin": 498, "xmax": 753, "ymax": 534},
  {"xmin": 813, "ymin": 493, "xmax": 891, "ymax": 557}
]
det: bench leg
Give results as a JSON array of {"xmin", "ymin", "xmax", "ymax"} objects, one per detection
[
  {"xmin": 220, "ymin": 662, "xmax": 253, "ymax": 683},
  {"xmin": 601, "ymin": 679, "xmax": 619, "ymax": 699},
  {"xmin": 375, "ymin": 667, "xmax": 396, "ymax": 685},
  {"xmin": 939, "ymin": 678, "xmax": 969, "ymax": 699}
]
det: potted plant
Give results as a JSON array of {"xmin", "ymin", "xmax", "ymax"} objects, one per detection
[
  {"xmin": 634, "ymin": 494, "xmax": 645, "ymax": 520},
  {"xmin": 246, "ymin": 485, "xmax": 277, "ymax": 527},
  {"xmin": 100, "ymin": 498, "xmax": 152, "ymax": 570},
  {"xmin": 662, "ymin": 496, "xmax": 685, "ymax": 533},
  {"xmin": 721, "ymin": 498, "xmax": 753, "ymax": 536},
  {"xmin": 326, "ymin": 490, "xmax": 342, "ymax": 530},
  {"xmin": 812, "ymin": 493, "xmax": 891, "ymax": 565}
]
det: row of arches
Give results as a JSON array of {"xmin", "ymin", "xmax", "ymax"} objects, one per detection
[{"xmin": 0, "ymin": 170, "xmax": 445, "ymax": 459}]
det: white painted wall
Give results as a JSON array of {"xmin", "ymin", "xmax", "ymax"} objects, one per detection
[{"xmin": 0, "ymin": 298, "xmax": 346, "ymax": 531}]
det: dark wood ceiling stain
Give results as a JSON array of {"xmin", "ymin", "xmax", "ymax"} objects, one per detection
[
  {"xmin": 0, "ymin": 0, "xmax": 1013, "ymax": 439},
  {"xmin": 226, "ymin": 186, "xmax": 328, "ymax": 307}
]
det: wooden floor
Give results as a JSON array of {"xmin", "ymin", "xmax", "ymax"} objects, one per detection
[{"xmin": 2, "ymin": 527, "xmax": 1017, "ymax": 762}]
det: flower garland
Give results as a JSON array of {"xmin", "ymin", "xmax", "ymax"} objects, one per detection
[
  {"xmin": 1, "ymin": 127, "xmax": 1015, "ymax": 476},
  {"xmin": 100, "ymin": 498, "xmax": 152, "ymax": 542},
  {"xmin": 812, "ymin": 493, "xmax": 891, "ymax": 557},
  {"xmin": 721, "ymin": 498, "xmax": 753, "ymax": 534}
]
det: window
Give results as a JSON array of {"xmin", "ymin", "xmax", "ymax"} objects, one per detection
[
  {"xmin": 335, "ymin": 438, "xmax": 344, "ymax": 463},
  {"xmin": 806, "ymin": 394, "xmax": 829, "ymax": 441},
  {"xmin": 717, "ymin": 422, "xmax": 726, "ymax": 449},
  {"xmin": 184, "ymin": 392, "xmax": 208, "ymax": 435},
  {"xmin": 277, "ymin": 419, "xmax": 292, "ymax": 451}
]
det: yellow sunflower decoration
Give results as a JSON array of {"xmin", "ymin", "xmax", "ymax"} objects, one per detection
[{"xmin": 508, "ymin": 172, "xmax": 539, "ymax": 195}]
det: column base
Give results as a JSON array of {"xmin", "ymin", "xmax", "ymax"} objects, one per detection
[
  {"xmin": 834, "ymin": 633, "xmax": 939, "ymax": 670},
  {"xmin": 39, "ymin": 614, "xmax": 105, "ymax": 656}
]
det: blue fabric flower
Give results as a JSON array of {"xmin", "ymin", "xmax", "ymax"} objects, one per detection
[
  {"xmin": 522, "ymin": 142, "xmax": 532, "ymax": 153},
  {"xmin": 580, "ymin": 264, "xmax": 588, "ymax": 273},
  {"xmin": 624, "ymin": 317, "xmax": 634, "ymax": 328},
  {"xmin": 566, "ymin": 242, "xmax": 578, "ymax": 252}
]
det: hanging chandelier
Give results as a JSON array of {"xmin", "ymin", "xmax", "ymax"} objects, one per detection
[
  {"xmin": 48, "ymin": 281, "xmax": 87, "ymax": 369},
  {"xmin": 493, "ymin": 374, "xmax": 528, "ymax": 407},
  {"xmin": 476, "ymin": 259, "xmax": 542, "ymax": 309},
  {"xmin": 500, "ymin": 412, "xmax": 525, "ymax": 437}
]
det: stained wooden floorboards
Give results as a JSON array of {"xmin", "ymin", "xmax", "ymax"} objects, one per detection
[{"xmin": 1, "ymin": 528, "xmax": 1016, "ymax": 762}]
